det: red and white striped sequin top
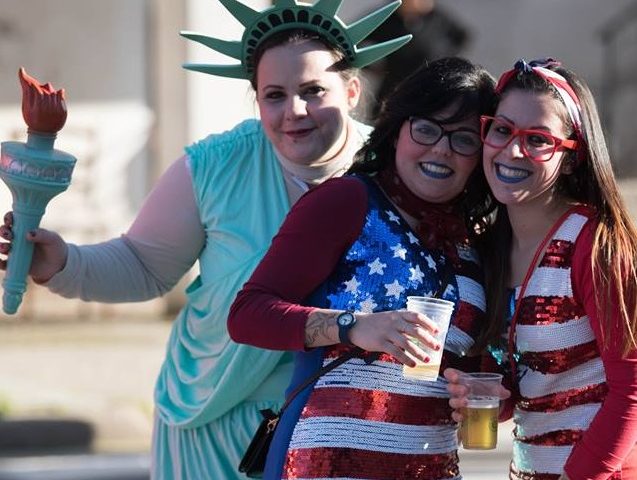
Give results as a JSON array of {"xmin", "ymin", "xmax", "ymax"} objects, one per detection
[{"xmin": 510, "ymin": 209, "xmax": 610, "ymax": 479}]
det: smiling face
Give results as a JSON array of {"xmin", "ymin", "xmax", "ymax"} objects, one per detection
[
  {"xmin": 482, "ymin": 89, "xmax": 573, "ymax": 208},
  {"xmin": 255, "ymin": 40, "xmax": 361, "ymax": 166},
  {"xmin": 394, "ymin": 108, "xmax": 481, "ymax": 203}
]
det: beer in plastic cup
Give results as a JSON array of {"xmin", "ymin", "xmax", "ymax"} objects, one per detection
[
  {"xmin": 402, "ymin": 296, "xmax": 454, "ymax": 381},
  {"xmin": 459, "ymin": 372, "xmax": 503, "ymax": 449}
]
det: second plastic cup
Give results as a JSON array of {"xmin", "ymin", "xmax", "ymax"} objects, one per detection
[
  {"xmin": 459, "ymin": 372, "xmax": 503, "ymax": 450},
  {"xmin": 403, "ymin": 296, "xmax": 454, "ymax": 381}
]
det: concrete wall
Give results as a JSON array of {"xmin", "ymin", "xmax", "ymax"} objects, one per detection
[
  {"xmin": 0, "ymin": 0, "xmax": 158, "ymax": 319},
  {"xmin": 185, "ymin": 0, "xmax": 269, "ymax": 143},
  {"xmin": 0, "ymin": 0, "xmax": 151, "ymax": 221}
]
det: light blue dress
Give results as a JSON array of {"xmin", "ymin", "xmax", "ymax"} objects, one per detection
[{"xmin": 152, "ymin": 119, "xmax": 371, "ymax": 479}]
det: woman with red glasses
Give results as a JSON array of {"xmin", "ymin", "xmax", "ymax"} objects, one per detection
[{"xmin": 446, "ymin": 58, "xmax": 637, "ymax": 479}]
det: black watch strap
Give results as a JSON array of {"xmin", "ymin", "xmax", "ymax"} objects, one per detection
[
  {"xmin": 337, "ymin": 311, "xmax": 356, "ymax": 346},
  {"xmin": 338, "ymin": 326, "xmax": 353, "ymax": 345}
]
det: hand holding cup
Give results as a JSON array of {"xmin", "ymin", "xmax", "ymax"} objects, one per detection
[
  {"xmin": 402, "ymin": 296, "xmax": 455, "ymax": 381},
  {"xmin": 444, "ymin": 368, "xmax": 511, "ymax": 450},
  {"xmin": 350, "ymin": 309, "xmax": 442, "ymax": 367}
]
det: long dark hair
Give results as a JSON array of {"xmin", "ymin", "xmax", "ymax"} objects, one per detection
[
  {"xmin": 478, "ymin": 63, "xmax": 637, "ymax": 356},
  {"xmin": 351, "ymin": 56, "xmax": 498, "ymax": 237}
]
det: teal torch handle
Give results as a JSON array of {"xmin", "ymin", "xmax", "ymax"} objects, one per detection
[
  {"xmin": 3, "ymin": 206, "xmax": 44, "ymax": 314},
  {"xmin": 1, "ymin": 66, "xmax": 76, "ymax": 315}
]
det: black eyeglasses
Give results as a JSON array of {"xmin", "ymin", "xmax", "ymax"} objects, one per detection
[{"xmin": 409, "ymin": 117, "xmax": 482, "ymax": 157}]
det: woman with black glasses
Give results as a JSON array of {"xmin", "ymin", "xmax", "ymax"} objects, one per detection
[{"xmin": 228, "ymin": 57, "xmax": 496, "ymax": 479}]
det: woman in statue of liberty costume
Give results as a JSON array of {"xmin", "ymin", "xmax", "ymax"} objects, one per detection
[{"xmin": 0, "ymin": 1, "xmax": 411, "ymax": 478}]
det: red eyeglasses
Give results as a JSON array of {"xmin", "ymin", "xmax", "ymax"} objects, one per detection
[{"xmin": 480, "ymin": 115, "xmax": 578, "ymax": 162}]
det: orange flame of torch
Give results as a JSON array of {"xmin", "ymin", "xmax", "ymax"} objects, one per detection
[{"xmin": 19, "ymin": 67, "xmax": 67, "ymax": 134}]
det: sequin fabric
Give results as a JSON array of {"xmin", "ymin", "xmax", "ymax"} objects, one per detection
[
  {"xmin": 516, "ymin": 383, "xmax": 608, "ymax": 413},
  {"xmin": 517, "ymin": 295, "xmax": 582, "ymax": 326},
  {"xmin": 515, "ymin": 429, "xmax": 583, "ymax": 446},
  {"xmin": 539, "ymin": 240, "xmax": 575, "ymax": 269},
  {"xmin": 286, "ymin": 449, "xmax": 460, "ymax": 480},
  {"xmin": 276, "ymin": 175, "xmax": 485, "ymax": 479},
  {"xmin": 510, "ymin": 461, "xmax": 624, "ymax": 480},
  {"xmin": 519, "ymin": 340, "xmax": 599, "ymax": 374},
  {"xmin": 511, "ymin": 472, "xmax": 623, "ymax": 480},
  {"xmin": 499, "ymin": 211, "xmax": 616, "ymax": 479}
]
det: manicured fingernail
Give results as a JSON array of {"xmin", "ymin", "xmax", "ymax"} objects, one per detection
[{"xmin": 424, "ymin": 357, "xmax": 430, "ymax": 363}]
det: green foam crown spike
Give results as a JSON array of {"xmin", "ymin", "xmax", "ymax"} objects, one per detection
[{"xmin": 181, "ymin": 0, "xmax": 411, "ymax": 80}]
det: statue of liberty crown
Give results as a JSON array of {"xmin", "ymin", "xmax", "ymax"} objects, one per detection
[{"xmin": 180, "ymin": 0, "xmax": 412, "ymax": 79}]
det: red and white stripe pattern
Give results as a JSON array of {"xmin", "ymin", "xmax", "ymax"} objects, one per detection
[
  {"xmin": 282, "ymin": 248, "xmax": 485, "ymax": 480},
  {"xmin": 511, "ymin": 212, "xmax": 606, "ymax": 479},
  {"xmin": 283, "ymin": 352, "xmax": 461, "ymax": 480}
]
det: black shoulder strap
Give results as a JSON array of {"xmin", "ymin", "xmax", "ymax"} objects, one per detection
[{"xmin": 279, "ymin": 347, "xmax": 364, "ymax": 414}]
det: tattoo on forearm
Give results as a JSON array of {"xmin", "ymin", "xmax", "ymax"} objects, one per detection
[{"xmin": 305, "ymin": 311, "xmax": 336, "ymax": 347}]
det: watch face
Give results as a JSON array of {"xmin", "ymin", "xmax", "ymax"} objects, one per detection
[{"xmin": 338, "ymin": 312, "xmax": 355, "ymax": 327}]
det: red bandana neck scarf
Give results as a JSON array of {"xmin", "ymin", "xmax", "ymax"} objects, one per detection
[{"xmin": 376, "ymin": 165, "xmax": 469, "ymax": 261}]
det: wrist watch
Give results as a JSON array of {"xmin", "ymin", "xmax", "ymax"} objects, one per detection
[{"xmin": 336, "ymin": 311, "xmax": 357, "ymax": 346}]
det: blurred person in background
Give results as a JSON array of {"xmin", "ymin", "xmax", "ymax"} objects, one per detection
[
  {"xmin": 0, "ymin": 1, "xmax": 411, "ymax": 478},
  {"xmin": 364, "ymin": 0, "xmax": 470, "ymax": 118}
]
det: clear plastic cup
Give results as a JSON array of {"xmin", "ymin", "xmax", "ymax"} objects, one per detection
[
  {"xmin": 459, "ymin": 372, "xmax": 503, "ymax": 449},
  {"xmin": 402, "ymin": 296, "xmax": 454, "ymax": 381},
  {"xmin": 406, "ymin": 296, "xmax": 455, "ymax": 308}
]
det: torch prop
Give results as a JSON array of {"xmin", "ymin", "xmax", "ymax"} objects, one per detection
[{"xmin": 0, "ymin": 68, "xmax": 76, "ymax": 314}]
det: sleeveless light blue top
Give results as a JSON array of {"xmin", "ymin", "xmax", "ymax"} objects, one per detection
[
  {"xmin": 151, "ymin": 118, "xmax": 372, "ymax": 480},
  {"xmin": 154, "ymin": 119, "xmax": 294, "ymax": 428}
]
